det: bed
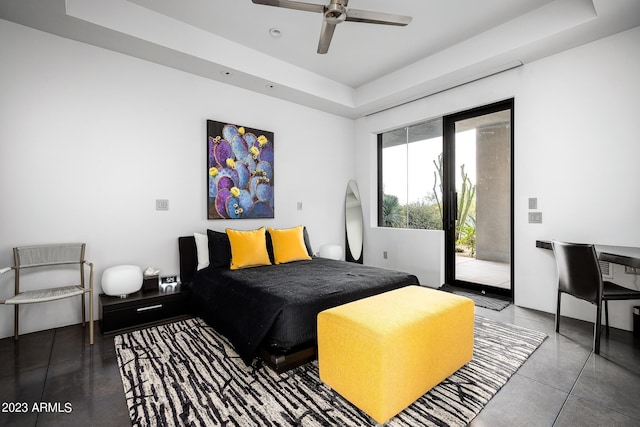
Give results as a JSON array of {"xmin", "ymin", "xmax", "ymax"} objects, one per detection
[{"xmin": 179, "ymin": 229, "xmax": 419, "ymax": 372}]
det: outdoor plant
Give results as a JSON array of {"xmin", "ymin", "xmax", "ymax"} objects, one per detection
[
  {"xmin": 457, "ymin": 215, "xmax": 477, "ymax": 256},
  {"xmin": 382, "ymin": 193, "xmax": 404, "ymax": 227},
  {"xmin": 385, "ymin": 152, "xmax": 477, "ymax": 256},
  {"xmin": 456, "ymin": 164, "xmax": 476, "ymax": 242},
  {"xmin": 432, "ymin": 153, "xmax": 443, "ymax": 222}
]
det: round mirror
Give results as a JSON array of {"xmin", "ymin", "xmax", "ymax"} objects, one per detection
[{"xmin": 345, "ymin": 180, "xmax": 363, "ymax": 263}]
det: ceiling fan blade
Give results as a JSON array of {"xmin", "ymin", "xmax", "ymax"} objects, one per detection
[
  {"xmin": 251, "ymin": 0, "xmax": 325, "ymax": 14},
  {"xmin": 345, "ymin": 8, "xmax": 412, "ymax": 26},
  {"xmin": 317, "ymin": 20, "xmax": 337, "ymax": 54}
]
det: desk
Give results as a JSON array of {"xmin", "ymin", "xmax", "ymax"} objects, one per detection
[{"xmin": 536, "ymin": 240, "xmax": 640, "ymax": 269}]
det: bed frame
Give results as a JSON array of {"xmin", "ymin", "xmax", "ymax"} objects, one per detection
[{"xmin": 178, "ymin": 236, "xmax": 317, "ymax": 372}]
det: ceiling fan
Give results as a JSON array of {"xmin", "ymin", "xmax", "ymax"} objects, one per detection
[{"xmin": 252, "ymin": 0, "xmax": 412, "ymax": 54}]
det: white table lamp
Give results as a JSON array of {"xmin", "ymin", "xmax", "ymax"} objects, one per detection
[
  {"xmin": 319, "ymin": 244, "xmax": 343, "ymax": 260},
  {"xmin": 102, "ymin": 265, "xmax": 143, "ymax": 298}
]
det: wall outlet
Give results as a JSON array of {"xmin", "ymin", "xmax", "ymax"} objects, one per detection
[
  {"xmin": 528, "ymin": 212, "xmax": 542, "ymax": 223},
  {"xmin": 156, "ymin": 199, "xmax": 169, "ymax": 211},
  {"xmin": 625, "ymin": 266, "xmax": 640, "ymax": 275},
  {"xmin": 297, "ymin": 202, "xmax": 303, "ymax": 211},
  {"xmin": 383, "ymin": 251, "xmax": 388, "ymax": 259}
]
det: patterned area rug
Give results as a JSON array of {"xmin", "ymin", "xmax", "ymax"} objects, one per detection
[
  {"xmin": 115, "ymin": 317, "xmax": 545, "ymax": 426},
  {"xmin": 440, "ymin": 284, "xmax": 512, "ymax": 311}
]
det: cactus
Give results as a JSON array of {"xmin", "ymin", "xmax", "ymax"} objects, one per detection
[
  {"xmin": 456, "ymin": 164, "xmax": 476, "ymax": 241},
  {"xmin": 433, "ymin": 153, "xmax": 443, "ymax": 222},
  {"xmin": 216, "ymin": 176, "xmax": 234, "ymax": 191},
  {"xmin": 250, "ymin": 201, "xmax": 274, "ymax": 218},
  {"xmin": 237, "ymin": 189, "xmax": 253, "ymax": 213},
  {"xmin": 255, "ymin": 183, "xmax": 273, "ymax": 203},
  {"xmin": 431, "ymin": 153, "xmax": 476, "ymax": 244},
  {"xmin": 234, "ymin": 162, "xmax": 249, "ymax": 189},
  {"xmin": 222, "ymin": 124, "xmax": 239, "ymax": 142},
  {"xmin": 244, "ymin": 132, "xmax": 257, "ymax": 147},
  {"xmin": 259, "ymin": 146, "xmax": 274, "ymax": 164},
  {"xmin": 215, "ymin": 188, "xmax": 232, "ymax": 218},
  {"xmin": 256, "ymin": 161, "xmax": 273, "ymax": 180},
  {"xmin": 230, "ymin": 133, "xmax": 249, "ymax": 160}
]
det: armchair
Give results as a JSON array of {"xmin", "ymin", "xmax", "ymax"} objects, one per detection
[{"xmin": 0, "ymin": 243, "xmax": 94, "ymax": 344}]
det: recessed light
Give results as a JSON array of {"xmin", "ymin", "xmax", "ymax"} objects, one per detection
[
  {"xmin": 220, "ymin": 70, "xmax": 233, "ymax": 77},
  {"xmin": 269, "ymin": 28, "xmax": 282, "ymax": 38}
]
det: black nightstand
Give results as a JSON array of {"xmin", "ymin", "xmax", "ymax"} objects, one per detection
[{"xmin": 99, "ymin": 285, "xmax": 190, "ymax": 335}]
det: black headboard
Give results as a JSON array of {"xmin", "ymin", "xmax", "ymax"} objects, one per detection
[
  {"xmin": 178, "ymin": 236, "xmax": 197, "ymax": 287},
  {"xmin": 179, "ymin": 228, "xmax": 315, "ymax": 286}
]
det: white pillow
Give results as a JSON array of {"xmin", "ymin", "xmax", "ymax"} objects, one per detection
[{"xmin": 194, "ymin": 232, "xmax": 210, "ymax": 270}]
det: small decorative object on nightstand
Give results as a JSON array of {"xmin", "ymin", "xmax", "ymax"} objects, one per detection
[
  {"xmin": 319, "ymin": 244, "xmax": 342, "ymax": 260},
  {"xmin": 142, "ymin": 267, "xmax": 159, "ymax": 292},
  {"xmin": 160, "ymin": 275, "xmax": 179, "ymax": 291}
]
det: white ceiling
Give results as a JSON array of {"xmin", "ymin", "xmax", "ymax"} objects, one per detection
[
  {"xmin": 129, "ymin": 0, "xmax": 555, "ymax": 88},
  {"xmin": 1, "ymin": 0, "xmax": 639, "ymax": 118}
]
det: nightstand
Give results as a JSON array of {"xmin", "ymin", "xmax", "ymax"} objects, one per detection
[{"xmin": 99, "ymin": 285, "xmax": 189, "ymax": 335}]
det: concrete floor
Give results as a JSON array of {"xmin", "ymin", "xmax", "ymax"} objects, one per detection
[
  {"xmin": 1, "ymin": 305, "xmax": 639, "ymax": 426},
  {"xmin": 456, "ymin": 254, "xmax": 511, "ymax": 289}
]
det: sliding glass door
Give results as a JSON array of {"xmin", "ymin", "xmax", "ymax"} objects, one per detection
[{"xmin": 443, "ymin": 100, "xmax": 513, "ymax": 296}]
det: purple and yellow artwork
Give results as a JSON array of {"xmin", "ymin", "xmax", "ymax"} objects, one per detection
[{"xmin": 207, "ymin": 120, "xmax": 274, "ymax": 219}]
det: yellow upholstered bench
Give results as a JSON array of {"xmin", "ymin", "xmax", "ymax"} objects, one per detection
[{"xmin": 317, "ymin": 285, "xmax": 474, "ymax": 424}]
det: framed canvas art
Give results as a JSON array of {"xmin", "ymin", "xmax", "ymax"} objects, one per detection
[{"xmin": 207, "ymin": 120, "xmax": 274, "ymax": 219}]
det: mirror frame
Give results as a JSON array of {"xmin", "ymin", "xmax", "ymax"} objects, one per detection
[{"xmin": 345, "ymin": 180, "xmax": 364, "ymax": 263}]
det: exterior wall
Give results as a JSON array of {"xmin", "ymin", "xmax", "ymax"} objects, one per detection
[{"xmin": 476, "ymin": 123, "xmax": 511, "ymax": 263}]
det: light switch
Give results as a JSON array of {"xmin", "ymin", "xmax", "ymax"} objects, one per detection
[
  {"xmin": 156, "ymin": 199, "xmax": 169, "ymax": 211},
  {"xmin": 528, "ymin": 198, "xmax": 537, "ymax": 209}
]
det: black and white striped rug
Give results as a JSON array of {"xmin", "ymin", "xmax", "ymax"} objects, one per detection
[{"xmin": 115, "ymin": 316, "xmax": 545, "ymax": 426}]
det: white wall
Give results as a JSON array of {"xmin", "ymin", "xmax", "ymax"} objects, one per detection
[
  {"xmin": 0, "ymin": 20, "xmax": 355, "ymax": 339},
  {"xmin": 356, "ymin": 26, "xmax": 640, "ymax": 330},
  {"xmin": 515, "ymin": 25, "xmax": 640, "ymax": 330}
]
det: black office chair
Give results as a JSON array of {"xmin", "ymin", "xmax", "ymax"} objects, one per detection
[{"xmin": 552, "ymin": 240, "xmax": 640, "ymax": 354}]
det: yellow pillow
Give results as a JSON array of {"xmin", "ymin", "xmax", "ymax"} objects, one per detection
[
  {"xmin": 268, "ymin": 225, "xmax": 313, "ymax": 264},
  {"xmin": 226, "ymin": 227, "xmax": 272, "ymax": 270}
]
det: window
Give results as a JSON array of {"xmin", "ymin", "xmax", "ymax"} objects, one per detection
[{"xmin": 378, "ymin": 118, "xmax": 443, "ymax": 229}]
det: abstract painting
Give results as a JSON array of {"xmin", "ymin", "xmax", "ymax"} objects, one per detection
[{"xmin": 207, "ymin": 120, "xmax": 274, "ymax": 219}]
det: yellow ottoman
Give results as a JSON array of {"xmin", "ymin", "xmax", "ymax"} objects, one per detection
[{"xmin": 317, "ymin": 285, "xmax": 474, "ymax": 424}]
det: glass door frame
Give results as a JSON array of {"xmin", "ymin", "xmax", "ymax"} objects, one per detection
[{"xmin": 443, "ymin": 99, "xmax": 514, "ymax": 298}]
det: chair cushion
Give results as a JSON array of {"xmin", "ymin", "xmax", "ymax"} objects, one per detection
[{"xmin": 5, "ymin": 285, "xmax": 85, "ymax": 304}]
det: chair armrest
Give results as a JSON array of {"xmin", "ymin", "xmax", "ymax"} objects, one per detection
[
  {"xmin": 0, "ymin": 267, "xmax": 13, "ymax": 275},
  {"xmin": 83, "ymin": 261, "xmax": 94, "ymax": 290}
]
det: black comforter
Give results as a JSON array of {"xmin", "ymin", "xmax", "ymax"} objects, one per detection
[{"xmin": 189, "ymin": 258, "xmax": 418, "ymax": 364}]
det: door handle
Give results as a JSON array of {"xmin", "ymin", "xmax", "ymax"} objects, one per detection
[{"xmin": 449, "ymin": 191, "xmax": 458, "ymax": 229}]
